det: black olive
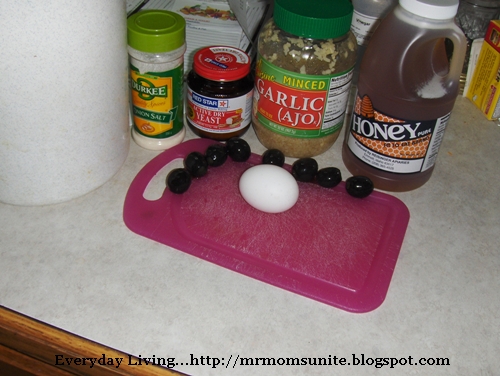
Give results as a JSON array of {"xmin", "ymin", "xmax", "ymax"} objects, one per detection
[
  {"xmin": 166, "ymin": 168, "xmax": 191, "ymax": 194},
  {"xmin": 184, "ymin": 151, "xmax": 208, "ymax": 178},
  {"xmin": 345, "ymin": 176, "xmax": 374, "ymax": 198},
  {"xmin": 316, "ymin": 167, "xmax": 342, "ymax": 188},
  {"xmin": 205, "ymin": 144, "xmax": 227, "ymax": 167},
  {"xmin": 262, "ymin": 149, "xmax": 285, "ymax": 167},
  {"xmin": 291, "ymin": 158, "xmax": 318, "ymax": 182},
  {"xmin": 226, "ymin": 137, "xmax": 251, "ymax": 162}
]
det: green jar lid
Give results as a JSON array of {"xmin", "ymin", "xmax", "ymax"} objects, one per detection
[
  {"xmin": 274, "ymin": 0, "xmax": 353, "ymax": 39},
  {"xmin": 127, "ymin": 10, "xmax": 185, "ymax": 53}
]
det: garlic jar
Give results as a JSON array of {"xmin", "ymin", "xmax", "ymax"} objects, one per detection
[{"xmin": 252, "ymin": 0, "xmax": 357, "ymax": 158}]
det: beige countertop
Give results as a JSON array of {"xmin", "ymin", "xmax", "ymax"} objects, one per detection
[{"xmin": 1, "ymin": 96, "xmax": 499, "ymax": 375}]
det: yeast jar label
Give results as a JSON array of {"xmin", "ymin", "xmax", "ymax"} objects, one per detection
[{"xmin": 186, "ymin": 88, "xmax": 252, "ymax": 134}]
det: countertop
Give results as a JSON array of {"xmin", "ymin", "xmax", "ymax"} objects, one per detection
[{"xmin": 1, "ymin": 96, "xmax": 499, "ymax": 376}]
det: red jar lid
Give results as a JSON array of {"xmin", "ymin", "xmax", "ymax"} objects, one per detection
[{"xmin": 193, "ymin": 46, "xmax": 251, "ymax": 81}]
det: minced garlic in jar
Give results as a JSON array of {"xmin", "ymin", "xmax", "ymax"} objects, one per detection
[{"xmin": 252, "ymin": 0, "xmax": 357, "ymax": 158}]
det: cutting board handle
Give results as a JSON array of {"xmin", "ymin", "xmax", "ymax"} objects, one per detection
[{"xmin": 124, "ymin": 139, "xmax": 217, "ymax": 228}]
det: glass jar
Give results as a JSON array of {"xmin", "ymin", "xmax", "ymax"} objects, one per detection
[
  {"xmin": 456, "ymin": 0, "xmax": 500, "ymax": 94},
  {"xmin": 252, "ymin": 0, "xmax": 357, "ymax": 158},
  {"xmin": 127, "ymin": 10, "xmax": 186, "ymax": 151},
  {"xmin": 457, "ymin": 0, "xmax": 500, "ymax": 40},
  {"xmin": 186, "ymin": 46, "xmax": 254, "ymax": 141}
]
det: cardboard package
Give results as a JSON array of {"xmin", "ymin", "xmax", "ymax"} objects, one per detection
[
  {"xmin": 466, "ymin": 20, "xmax": 500, "ymax": 120},
  {"xmin": 127, "ymin": 0, "xmax": 272, "ymax": 72}
]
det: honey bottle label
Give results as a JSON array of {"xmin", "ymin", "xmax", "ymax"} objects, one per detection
[{"xmin": 346, "ymin": 93, "xmax": 450, "ymax": 174}]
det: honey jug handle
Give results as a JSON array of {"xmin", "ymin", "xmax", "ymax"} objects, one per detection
[
  {"xmin": 401, "ymin": 22, "xmax": 467, "ymax": 97},
  {"xmin": 444, "ymin": 23, "xmax": 468, "ymax": 84}
]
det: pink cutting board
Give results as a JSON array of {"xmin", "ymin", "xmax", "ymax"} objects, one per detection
[{"xmin": 123, "ymin": 138, "xmax": 410, "ymax": 313}]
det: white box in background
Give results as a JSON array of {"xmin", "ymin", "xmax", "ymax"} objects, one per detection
[{"xmin": 128, "ymin": 0, "xmax": 272, "ymax": 72}]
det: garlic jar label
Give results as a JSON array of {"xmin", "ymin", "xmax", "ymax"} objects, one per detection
[
  {"xmin": 254, "ymin": 57, "xmax": 352, "ymax": 139},
  {"xmin": 130, "ymin": 65, "xmax": 183, "ymax": 137},
  {"xmin": 347, "ymin": 93, "xmax": 450, "ymax": 174}
]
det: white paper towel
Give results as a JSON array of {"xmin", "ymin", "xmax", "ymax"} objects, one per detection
[{"xmin": 0, "ymin": 1, "xmax": 130, "ymax": 206}]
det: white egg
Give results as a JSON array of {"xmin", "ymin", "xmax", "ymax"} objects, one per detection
[{"xmin": 239, "ymin": 164, "xmax": 299, "ymax": 214}]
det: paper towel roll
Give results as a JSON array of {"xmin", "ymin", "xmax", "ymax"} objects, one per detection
[{"xmin": 0, "ymin": 1, "xmax": 130, "ymax": 205}]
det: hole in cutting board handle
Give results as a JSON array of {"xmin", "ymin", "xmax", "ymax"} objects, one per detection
[{"xmin": 142, "ymin": 158, "xmax": 184, "ymax": 201}]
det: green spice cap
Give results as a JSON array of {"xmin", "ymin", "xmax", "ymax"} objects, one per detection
[
  {"xmin": 274, "ymin": 0, "xmax": 353, "ymax": 39},
  {"xmin": 127, "ymin": 10, "xmax": 185, "ymax": 53}
]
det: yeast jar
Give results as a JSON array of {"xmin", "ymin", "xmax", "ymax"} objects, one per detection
[
  {"xmin": 186, "ymin": 46, "xmax": 253, "ymax": 141},
  {"xmin": 252, "ymin": 0, "xmax": 357, "ymax": 158}
]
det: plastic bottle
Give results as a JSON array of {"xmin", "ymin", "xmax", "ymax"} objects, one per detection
[
  {"xmin": 186, "ymin": 46, "xmax": 254, "ymax": 141},
  {"xmin": 252, "ymin": 0, "xmax": 356, "ymax": 158},
  {"xmin": 342, "ymin": 0, "xmax": 467, "ymax": 192},
  {"xmin": 350, "ymin": 0, "xmax": 398, "ymax": 84},
  {"xmin": 127, "ymin": 10, "xmax": 186, "ymax": 151}
]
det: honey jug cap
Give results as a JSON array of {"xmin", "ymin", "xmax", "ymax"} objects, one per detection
[{"xmin": 399, "ymin": 0, "xmax": 459, "ymax": 20}]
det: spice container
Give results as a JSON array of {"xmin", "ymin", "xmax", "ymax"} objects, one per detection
[
  {"xmin": 252, "ymin": 0, "xmax": 357, "ymax": 158},
  {"xmin": 127, "ymin": 10, "xmax": 186, "ymax": 150},
  {"xmin": 185, "ymin": 46, "xmax": 254, "ymax": 141}
]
